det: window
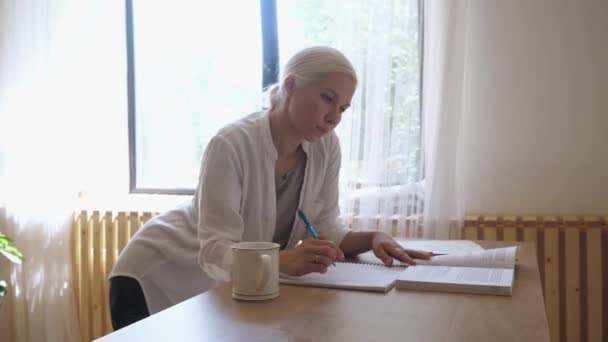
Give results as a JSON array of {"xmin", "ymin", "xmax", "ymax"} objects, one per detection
[
  {"xmin": 127, "ymin": 0, "xmax": 264, "ymax": 193},
  {"xmin": 127, "ymin": 0, "xmax": 422, "ymax": 196}
]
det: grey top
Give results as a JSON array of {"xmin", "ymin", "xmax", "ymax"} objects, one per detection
[{"xmin": 273, "ymin": 154, "xmax": 307, "ymax": 249}]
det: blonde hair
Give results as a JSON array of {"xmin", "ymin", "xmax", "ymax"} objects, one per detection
[{"xmin": 264, "ymin": 46, "xmax": 357, "ymax": 110}]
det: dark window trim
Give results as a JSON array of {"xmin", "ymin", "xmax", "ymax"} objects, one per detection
[
  {"xmin": 261, "ymin": 0, "xmax": 279, "ymax": 89},
  {"xmin": 126, "ymin": 0, "xmax": 138, "ymax": 194}
]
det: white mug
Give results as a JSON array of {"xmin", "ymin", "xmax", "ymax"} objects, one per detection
[{"xmin": 231, "ymin": 241, "xmax": 280, "ymax": 301}]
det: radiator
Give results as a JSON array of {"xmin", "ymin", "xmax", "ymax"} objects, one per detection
[
  {"xmin": 72, "ymin": 210, "xmax": 156, "ymax": 342},
  {"xmin": 464, "ymin": 215, "xmax": 608, "ymax": 342},
  {"xmin": 72, "ymin": 211, "xmax": 607, "ymax": 342}
]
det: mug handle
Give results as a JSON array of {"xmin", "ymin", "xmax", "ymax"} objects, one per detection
[{"xmin": 256, "ymin": 254, "xmax": 272, "ymax": 291}]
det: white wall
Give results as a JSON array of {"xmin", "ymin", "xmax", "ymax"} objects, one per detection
[{"xmin": 460, "ymin": 0, "xmax": 608, "ymax": 215}]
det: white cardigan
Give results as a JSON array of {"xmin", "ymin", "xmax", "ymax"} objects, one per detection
[{"xmin": 110, "ymin": 111, "xmax": 351, "ymax": 314}]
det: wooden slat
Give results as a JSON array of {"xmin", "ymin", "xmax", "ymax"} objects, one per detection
[
  {"xmin": 523, "ymin": 228, "xmax": 538, "ymax": 242},
  {"xmin": 109, "ymin": 212, "xmax": 119, "ymax": 275},
  {"xmin": 483, "ymin": 227, "xmax": 497, "ymax": 241},
  {"xmin": 502, "ymin": 216, "xmax": 518, "ymax": 241},
  {"xmin": 82, "ymin": 211, "xmax": 94, "ymax": 342},
  {"xmin": 463, "ymin": 226, "xmax": 478, "ymax": 240},
  {"xmin": 522, "ymin": 215, "xmax": 541, "ymax": 294},
  {"xmin": 483, "ymin": 216, "xmax": 498, "ymax": 241},
  {"xmin": 107, "ymin": 212, "xmax": 120, "ymax": 338},
  {"xmin": 586, "ymin": 225, "xmax": 603, "ymax": 342},
  {"xmin": 101, "ymin": 212, "xmax": 112, "ymax": 335},
  {"xmin": 563, "ymin": 216, "xmax": 581, "ymax": 342},
  {"xmin": 543, "ymin": 216, "xmax": 560, "ymax": 342},
  {"xmin": 137, "ymin": 211, "xmax": 144, "ymax": 231},
  {"xmin": 107, "ymin": 211, "xmax": 121, "ymax": 335},
  {"xmin": 73, "ymin": 211, "xmax": 83, "ymax": 329},
  {"xmin": 141, "ymin": 211, "xmax": 154, "ymax": 226},
  {"xmin": 115, "ymin": 212, "xmax": 127, "ymax": 253},
  {"xmin": 502, "ymin": 227, "xmax": 517, "ymax": 241},
  {"xmin": 483, "ymin": 215, "xmax": 497, "ymax": 224},
  {"xmin": 120, "ymin": 212, "xmax": 130, "ymax": 250},
  {"xmin": 522, "ymin": 216, "xmax": 544, "ymax": 297},
  {"xmin": 91, "ymin": 211, "xmax": 103, "ymax": 339},
  {"xmin": 464, "ymin": 215, "xmax": 479, "ymax": 226},
  {"xmin": 502, "ymin": 216, "xmax": 517, "ymax": 226},
  {"xmin": 522, "ymin": 216, "xmax": 538, "ymax": 242},
  {"xmin": 128, "ymin": 212, "xmax": 138, "ymax": 238},
  {"xmin": 135, "ymin": 211, "xmax": 146, "ymax": 235}
]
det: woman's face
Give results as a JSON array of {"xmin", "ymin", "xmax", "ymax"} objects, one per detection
[{"xmin": 284, "ymin": 72, "xmax": 356, "ymax": 142}]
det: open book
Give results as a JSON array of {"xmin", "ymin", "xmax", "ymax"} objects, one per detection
[{"xmin": 395, "ymin": 246, "xmax": 518, "ymax": 296}]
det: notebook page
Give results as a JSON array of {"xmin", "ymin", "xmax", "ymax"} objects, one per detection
[
  {"xmin": 280, "ymin": 262, "xmax": 403, "ymax": 292},
  {"xmin": 416, "ymin": 246, "xmax": 517, "ymax": 269}
]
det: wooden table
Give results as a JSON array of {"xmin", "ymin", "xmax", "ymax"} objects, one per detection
[{"xmin": 95, "ymin": 241, "xmax": 550, "ymax": 342}]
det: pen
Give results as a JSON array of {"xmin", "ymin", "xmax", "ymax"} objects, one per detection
[
  {"xmin": 296, "ymin": 208, "xmax": 335, "ymax": 266},
  {"xmin": 431, "ymin": 253, "xmax": 447, "ymax": 257}
]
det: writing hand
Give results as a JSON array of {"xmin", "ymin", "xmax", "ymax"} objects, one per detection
[{"xmin": 279, "ymin": 238, "xmax": 345, "ymax": 276}]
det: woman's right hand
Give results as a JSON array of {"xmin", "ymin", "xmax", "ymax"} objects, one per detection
[{"xmin": 279, "ymin": 238, "xmax": 345, "ymax": 276}]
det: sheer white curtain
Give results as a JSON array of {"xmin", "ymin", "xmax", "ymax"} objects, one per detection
[
  {"xmin": 336, "ymin": 1, "xmax": 424, "ymax": 238},
  {"xmin": 0, "ymin": 1, "xmax": 126, "ymax": 341},
  {"xmin": 421, "ymin": 0, "xmax": 469, "ymax": 238},
  {"xmin": 278, "ymin": 0, "xmax": 470, "ymax": 238},
  {"xmin": 276, "ymin": 1, "xmax": 423, "ymax": 237}
]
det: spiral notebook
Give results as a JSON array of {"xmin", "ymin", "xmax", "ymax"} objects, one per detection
[{"xmin": 279, "ymin": 262, "xmax": 404, "ymax": 293}]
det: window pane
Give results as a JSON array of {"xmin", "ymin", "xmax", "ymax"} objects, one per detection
[
  {"xmin": 276, "ymin": 0, "xmax": 421, "ymax": 187},
  {"xmin": 132, "ymin": 0, "xmax": 263, "ymax": 190}
]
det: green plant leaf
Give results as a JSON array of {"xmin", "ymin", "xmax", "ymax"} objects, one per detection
[
  {"xmin": 1, "ymin": 250, "xmax": 22, "ymax": 264},
  {"xmin": 0, "ymin": 232, "xmax": 24, "ymax": 264},
  {"xmin": 0, "ymin": 233, "xmax": 14, "ymax": 243},
  {"xmin": 3, "ymin": 245, "xmax": 24, "ymax": 258}
]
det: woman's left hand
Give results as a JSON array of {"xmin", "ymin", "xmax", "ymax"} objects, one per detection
[{"xmin": 371, "ymin": 232, "xmax": 432, "ymax": 266}]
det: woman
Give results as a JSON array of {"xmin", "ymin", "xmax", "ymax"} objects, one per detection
[{"xmin": 109, "ymin": 46, "xmax": 432, "ymax": 330}]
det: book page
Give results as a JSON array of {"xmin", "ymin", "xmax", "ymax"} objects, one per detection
[
  {"xmin": 416, "ymin": 246, "xmax": 517, "ymax": 269},
  {"xmin": 397, "ymin": 265, "xmax": 514, "ymax": 295},
  {"xmin": 280, "ymin": 262, "xmax": 403, "ymax": 292},
  {"xmin": 398, "ymin": 240, "xmax": 484, "ymax": 254}
]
